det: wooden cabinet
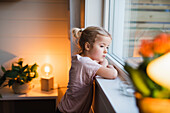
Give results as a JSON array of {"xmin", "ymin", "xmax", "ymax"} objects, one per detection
[{"xmin": 0, "ymin": 85, "xmax": 58, "ymax": 113}]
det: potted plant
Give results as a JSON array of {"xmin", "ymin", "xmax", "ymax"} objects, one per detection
[
  {"xmin": 124, "ymin": 33, "xmax": 170, "ymax": 113},
  {"xmin": 0, "ymin": 58, "xmax": 38, "ymax": 94}
]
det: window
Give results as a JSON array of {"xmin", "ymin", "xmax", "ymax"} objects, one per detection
[{"xmin": 105, "ymin": 0, "xmax": 170, "ymax": 65}]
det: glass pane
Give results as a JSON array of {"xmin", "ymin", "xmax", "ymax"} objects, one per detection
[
  {"xmin": 108, "ymin": 0, "xmax": 170, "ymax": 62},
  {"xmin": 123, "ymin": 0, "xmax": 170, "ymax": 60}
]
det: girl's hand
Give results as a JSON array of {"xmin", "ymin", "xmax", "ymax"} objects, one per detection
[
  {"xmin": 107, "ymin": 65, "xmax": 116, "ymax": 69},
  {"xmin": 99, "ymin": 58, "xmax": 108, "ymax": 67}
]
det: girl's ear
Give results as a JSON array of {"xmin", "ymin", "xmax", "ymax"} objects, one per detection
[{"xmin": 85, "ymin": 42, "xmax": 90, "ymax": 51}]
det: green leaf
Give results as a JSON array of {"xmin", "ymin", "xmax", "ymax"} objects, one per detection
[
  {"xmin": 141, "ymin": 70, "xmax": 162, "ymax": 91},
  {"xmin": 124, "ymin": 63, "xmax": 151, "ymax": 97},
  {"xmin": 8, "ymin": 79, "xmax": 15, "ymax": 87},
  {"xmin": 17, "ymin": 60, "xmax": 23, "ymax": 67},
  {"xmin": 31, "ymin": 71, "xmax": 38, "ymax": 78},
  {"xmin": 21, "ymin": 64, "xmax": 28, "ymax": 72},
  {"xmin": 31, "ymin": 63, "xmax": 38, "ymax": 72},
  {"xmin": 0, "ymin": 75, "xmax": 6, "ymax": 86},
  {"xmin": 12, "ymin": 64, "xmax": 20, "ymax": 71},
  {"xmin": 20, "ymin": 72, "xmax": 27, "ymax": 77},
  {"xmin": 26, "ymin": 66, "xmax": 30, "ymax": 72},
  {"xmin": 20, "ymin": 75, "xmax": 26, "ymax": 81},
  {"xmin": 4, "ymin": 70, "xmax": 18, "ymax": 78},
  {"xmin": 34, "ymin": 71, "xmax": 38, "ymax": 78},
  {"xmin": 1, "ymin": 66, "xmax": 6, "ymax": 73},
  {"xmin": 152, "ymin": 88, "xmax": 170, "ymax": 99},
  {"xmin": 139, "ymin": 70, "xmax": 155, "ymax": 89}
]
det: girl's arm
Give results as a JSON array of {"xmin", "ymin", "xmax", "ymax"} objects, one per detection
[{"xmin": 96, "ymin": 58, "xmax": 118, "ymax": 79}]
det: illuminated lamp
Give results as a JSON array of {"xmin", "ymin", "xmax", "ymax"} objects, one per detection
[{"xmin": 41, "ymin": 64, "xmax": 54, "ymax": 91}]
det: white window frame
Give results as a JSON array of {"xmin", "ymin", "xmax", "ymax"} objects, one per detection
[
  {"xmin": 104, "ymin": 0, "xmax": 131, "ymax": 80},
  {"xmin": 103, "ymin": 0, "xmax": 127, "ymax": 64},
  {"xmin": 108, "ymin": 0, "xmax": 125, "ymax": 59}
]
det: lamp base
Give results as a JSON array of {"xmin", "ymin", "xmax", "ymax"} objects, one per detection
[{"xmin": 41, "ymin": 76, "xmax": 54, "ymax": 91}]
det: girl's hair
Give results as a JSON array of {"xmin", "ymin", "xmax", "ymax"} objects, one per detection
[{"xmin": 72, "ymin": 26, "xmax": 111, "ymax": 54}]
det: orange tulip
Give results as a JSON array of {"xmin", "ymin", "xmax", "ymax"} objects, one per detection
[
  {"xmin": 153, "ymin": 33, "xmax": 170, "ymax": 54},
  {"xmin": 139, "ymin": 40, "xmax": 154, "ymax": 57}
]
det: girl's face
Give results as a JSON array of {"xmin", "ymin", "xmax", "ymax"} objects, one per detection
[{"xmin": 87, "ymin": 35, "xmax": 111, "ymax": 62}]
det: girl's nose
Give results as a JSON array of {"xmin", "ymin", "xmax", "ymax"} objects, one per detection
[{"xmin": 104, "ymin": 48, "xmax": 107, "ymax": 53}]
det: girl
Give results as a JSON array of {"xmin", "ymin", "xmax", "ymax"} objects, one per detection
[{"xmin": 57, "ymin": 26, "xmax": 118, "ymax": 113}]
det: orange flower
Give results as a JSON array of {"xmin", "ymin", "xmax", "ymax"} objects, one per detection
[
  {"xmin": 139, "ymin": 40, "xmax": 154, "ymax": 57},
  {"xmin": 153, "ymin": 33, "xmax": 170, "ymax": 54}
]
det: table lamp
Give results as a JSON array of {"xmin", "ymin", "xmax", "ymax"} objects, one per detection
[{"xmin": 41, "ymin": 64, "xmax": 54, "ymax": 91}]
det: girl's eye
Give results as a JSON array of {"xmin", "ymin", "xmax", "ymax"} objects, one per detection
[
  {"xmin": 100, "ymin": 45, "xmax": 104, "ymax": 48},
  {"xmin": 106, "ymin": 47, "xmax": 109, "ymax": 49}
]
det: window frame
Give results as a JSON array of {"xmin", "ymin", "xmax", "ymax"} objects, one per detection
[
  {"xmin": 104, "ymin": 0, "xmax": 127, "ymax": 61},
  {"xmin": 103, "ymin": 0, "xmax": 130, "ymax": 80}
]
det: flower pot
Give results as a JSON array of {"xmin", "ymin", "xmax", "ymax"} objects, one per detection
[
  {"xmin": 12, "ymin": 82, "xmax": 32, "ymax": 94},
  {"xmin": 135, "ymin": 93, "xmax": 170, "ymax": 113}
]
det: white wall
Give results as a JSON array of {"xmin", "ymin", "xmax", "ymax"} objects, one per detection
[
  {"xmin": 85, "ymin": 0, "xmax": 103, "ymax": 27},
  {"xmin": 0, "ymin": 0, "xmax": 70, "ymax": 98}
]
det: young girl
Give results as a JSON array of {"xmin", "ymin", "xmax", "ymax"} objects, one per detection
[{"xmin": 57, "ymin": 26, "xmax": 118, "ymax": 113}]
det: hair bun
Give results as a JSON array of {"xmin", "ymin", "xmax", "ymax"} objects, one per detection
[{"xmin": 72, "ymin": 28, "xmax": 82, "ymax": 39}]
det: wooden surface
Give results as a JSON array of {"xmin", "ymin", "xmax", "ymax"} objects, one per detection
[{"xmin": 0, "ymin": 83, "xmax": 58, "ymax": 100}]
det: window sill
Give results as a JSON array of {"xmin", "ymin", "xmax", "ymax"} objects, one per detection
[
  {"xmin": 95, "ymin": 76, "xmax": 139, "ymax": 113},
  {"xmin": 93, "ymin": 54, "xmax": 139, "ymax": 113}
]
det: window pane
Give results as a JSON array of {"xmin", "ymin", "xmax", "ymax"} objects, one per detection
[{"xmin": 108, "ymin": 0, "xmax": 170, "ymax": 62}]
